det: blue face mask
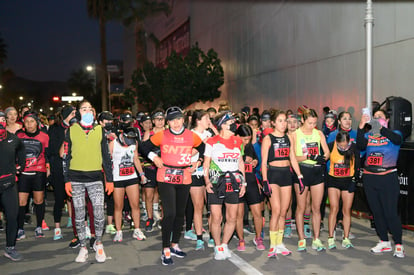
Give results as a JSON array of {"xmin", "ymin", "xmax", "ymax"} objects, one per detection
[{"xmin": 81, "ymin": 112, "xmax": 94, "ymax": 125}]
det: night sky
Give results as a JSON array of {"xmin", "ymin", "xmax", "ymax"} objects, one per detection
[{"xmin": 0, "ymin": 0, "xmax": 123, "ymax": 82}]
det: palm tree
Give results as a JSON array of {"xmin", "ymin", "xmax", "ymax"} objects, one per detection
[
  {"xmin": 87, "ymin": 0, "xmax": 117, "ymax": 111},
  {"xmin": 0, "ymin": 33, "xmax": 7, "ymax": 65},
  {"xmin": 115, "ymin": 0, "xmax": 170, "ymax": 70}
]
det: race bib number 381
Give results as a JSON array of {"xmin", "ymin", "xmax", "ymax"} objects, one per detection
[{"xmin": 367, "ymin": 152, "xmax": 384, "ymax": 166}]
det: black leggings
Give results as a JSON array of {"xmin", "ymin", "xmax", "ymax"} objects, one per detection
[
  {"xmin": 363, "ymin": 172, "xmax": 402, "ymax": 244},
  {"xmin": 1, "ymin": 184, "xmax": 19, "ymax": 247},
  {"xmin": 185, "ymin": 194, "xmax": 194, "ymax": 231},
  {"xmin": 50, "ymin": 157, "xmax": 66, "ymax": 223},
  {"xmin": 158, "ymin": 183, "xmax": 190, "ymax": 248}
]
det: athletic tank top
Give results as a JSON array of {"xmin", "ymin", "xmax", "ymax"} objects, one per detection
[
  {"xmin": 295, "ymin": 128, "xmax": 321, "ymax": 165},
  {"xmin": 328, "ymin": 142, "xmax": 354, "ymax": 178},
  {"xmin": 112, "ymin": 140, "xmax": 137, "ymax": 181},
  {"xmin": 268, "ymin": 134, "xmax": 290, "ymax": 162}
]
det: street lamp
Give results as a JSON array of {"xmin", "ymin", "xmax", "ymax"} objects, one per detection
[
  {"xmin": 86, "ymin": 65, "xmax": 97, "ymax": 95},
  {"xmin": 19, "ymin": 96, "xmax": 24, "ymax": 101},
  {"xmin": 0, "ymin": 84, "xmax": 2, "ymax": 89}
]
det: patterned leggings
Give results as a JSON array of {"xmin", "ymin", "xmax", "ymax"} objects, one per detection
[{"xmin": 72, "ymin": 181, "xmax": 105, "ymax": 246}]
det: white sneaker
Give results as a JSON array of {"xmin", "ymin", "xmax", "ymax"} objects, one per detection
[
  {"xmin": 94, "ymin": 243, "xmax": 106, "ymax": 263},
  {"xmin": 113, "ymin": 231, "xmax": 123, "ymax": 242},
  {"xmin": 53, "ymin": 228, "xmax": 63, "ymax": 240},
  {"xmin": 153, "ymin": 210, "xmax": 162, "ymax": 222},
  {"xmin": 370, "ymin": 241, "xmax": 392, "ymax": 253},
  {"xmin": 393, "ymin": 244, "xmax": 405, "ymax": 258},
  {"xmin": 276, "ymin": 243, "xmax": 292, "ymax": 256},
  {"xmin": 75, "ymin": 247, "xmax": 88, "ymax": 263},
  {"xmin": 214, "ymin": 245, "xmax": 226, "ymax": 260},
  {"xmin": 222, "ymin": 243, "xmax": 231, "ymax": 258},
  {"xmin": 85, "ymin": 226, "xmax": 91, "ymax": 239},
  {"xmin": 132, "ymin": 228, "xmax": 146, "ymax": 240}
]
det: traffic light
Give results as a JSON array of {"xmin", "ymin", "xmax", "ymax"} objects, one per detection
[{"xmin": 52, "ymin": 96, "xmax": 60, "ymax": 102}]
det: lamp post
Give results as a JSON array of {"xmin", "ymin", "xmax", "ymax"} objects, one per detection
[
  {"xmin": 365, "ymin": 0, "xmax": 374, "ymax": 112},
  {"xmin": 86, "ymin": 65, "xmax": 97, "ymax": 95}
]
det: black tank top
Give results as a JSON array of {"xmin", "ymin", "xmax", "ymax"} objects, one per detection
[{"xmin": 268, "ymin": 134, "xmax": 290, "ymax": 162}]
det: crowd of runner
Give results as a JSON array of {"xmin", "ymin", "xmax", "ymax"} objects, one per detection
[{"xmin": 0, "ymin": 100, "xmax": 406, "ymax": 264}]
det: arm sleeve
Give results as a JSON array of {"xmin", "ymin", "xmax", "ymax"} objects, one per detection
[
  {"xmin": 356, "ymin": 128, "xmax": 368, "ymax": 151},
  {"xmin": 353, "ymin": 144, "xmax": 361, "ymax": 175},
  {"xmin": 141, "ymin": 131, "xmax": 163, "ymax": 158},
  {"xmin": 16, "ymin": 138, "xmax": 26, "ymax": 171},
  {"xmin": 62, "ymin": 128, "xmax": 72, "ymax": 183},
  {"xmin": 193, "ymin": 133, "xmax": 205, "ymax": 158},
  {"xmin": 380, "ymin": 127, "xmax": 403, "ymax": 145},
  {"xmin": 328, "ymin": 142, "xmax": 334, "ymax": 152},
  {"xmin": 101, "ymin": 131, "xmax": 113, "ymax": 182}
]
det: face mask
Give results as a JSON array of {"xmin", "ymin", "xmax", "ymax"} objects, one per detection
[
  {"xmin": 377, "ymin": 118, "xmax": 388, "ymax": 128},
  {"xmin": 104, "ymin": 122, "xmax": 113, "ymax": 131},
  {"xmin": 81, "ymin": 112, "xmax": 94, "ymax": 125},
  {"xmin": 0, "ymin": 121, "xmax": 7, "ymax": 141},
  {"xmin": 229, "ymin": 123, "xmax": 238, "ymax": 133}
]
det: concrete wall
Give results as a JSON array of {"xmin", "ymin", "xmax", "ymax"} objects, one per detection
[{"xmin": 124, "ymin": 0, "xmax": 414, "ymax": 121}]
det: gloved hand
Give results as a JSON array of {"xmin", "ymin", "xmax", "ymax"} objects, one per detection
[
  {"xmin": 65, "ymin": 182, "xmax": 72, "ymax": 197},
  {"xmin": 308, "ymin": 154, "xmax": 326, "ymax": 165},
  {"xmin": 348, "ymin": 178, "xmax": 356, "ymax": 193},
  {"xmin": 105, "ymin": 182, "xmax": 114, "ymax": 195},
  {"xmin": 262, "ymin": 180, "xmax": 272, "ymax": 197}
]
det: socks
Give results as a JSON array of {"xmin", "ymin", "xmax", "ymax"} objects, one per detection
[
  {"xmin": 197, "ymin": 234, "xmax": 203, "ymax": 241},
  {"xmin": 270, "ymin": 231, "xmax": 278, "ymax": 246},
  {"xmin": 285, "ymin": 217, "xmax": 292, "ymax": 228},
  {"xmin": 35, "ymin": 202, "xmax": 45, "ymax": 228},
  {"xmin": 304, "ymin": 213, "xmax": 310, "ymax": 225},
  {"xmin": 277, "ymin": 230, "xmax": 284, "ymax": 245}
]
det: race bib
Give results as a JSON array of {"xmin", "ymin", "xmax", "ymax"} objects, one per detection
[
  {"xmin": 245, "ymin": 163, "xmax": 253, "ymax": 173},
  {"xmin": 333, "ymin": 163, "xmax": 350, "ymax": 177},
  {"xmin": 25, "ymin": 157, "xmax": 38, "ymax": 169},
  {"xmin": 226, "ymin": 181, "xmax": 234, "ymax": 192},
  {"xmin": 306, "ymin": 142, "xmax": 319, "ymax": 155},
  {"xmin": 119, "ymin": 164, "xmax": 135, "ymax": 177},
  {"xmin": 164, "ymin": 168, "xmax": 184, "ymax": 184},
  {"xmin": 367, "ymin": 152, "xmax": 384, "ymax": 166}
]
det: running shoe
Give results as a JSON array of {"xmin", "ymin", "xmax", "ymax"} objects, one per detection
[
  {"xmin": 140, "ymin": 211, "xmax": 148, "ymax": 221},
  {"xmin": 69, "ymin": 237, "xmax": 80, "ymax": 248},
  {"xmin": 85, "ymin": 226, "xmax": 91, "ymax": 239},
  {"xmin": 53, "ymin": 228, "xmax": 63, "ymax": 240},
  {"xmin": 89, "ymin": 237, "xmax": 96, "ymax": 250},
  {"xmin": 94, "ymin": 243, "xmax": 106, "ymax": 263},
  {"xmin": 311, "ymin": 238, "xmax": 326, "ymax": 252},
  {"xmin": 153, "ymin": 209, "xmax": 162, "ymax": 222},
  {"xmin": 42, "ymin": 220, "xmax": 49, "ymax": 231},
  {"xmin": 113, "ymin": 231, "xmax": 123, "ymax": 242},
  {"xmin": 145, "ymin": 219, "xmax": 154, "ymax": 232},
  {"xmin": 237, "ymin": 239, "xmax": 246, "ymax": 251},
  {"xmin": 133, "ymin": 228, "xmax": 146, "ymax": 240},
  {"xmin": 208, "ymin": 238, "xmax": 215, "ymax": 248},
  {"xmin": 16, "ymin": 229, "xmax": 26, "ymax": 241},
  {"xmin": 276, "ymin": 243, "xmax": 292, "ymax": 256},
  {"xmin": 393, "ymin": 244, "xmax": 405, "ymax": 258},
  {"xmin": 66, "ymin": 218, "xmax": 72, "ymax": 228},
  {"xmin": 75, "ymin": 247, "xmax": 88, "ymax": 263},
  {"xmin": 328, "ymin": 237, "xmax": 336, "ymax": 250},
  {"xmin": 4, "ymin": 246, "xmax": 23, "ymax": 261},
  {"xmin": 161, "ymin": 249, "xmax": 173, "ymax": 265},
  {"xmin": 370, "ymin": 240, "xmax": 392, "ymax": 253},
  {"xmin": 243, "ymin": 224, "xmax": 255, "ymax": 235},
  {"xmin": 232, "ymin": 231, "xmax": 239, "ymax": 240},
  {"xmin": 297, "ymin": 239, "xmax": 306, "ymax": 252},
  {"xmin": 35, "ymin": 227, "xmax": 44, "ymax": 238},
  {"xmin": 267, "ymin": 246, "xmax": 277, "ymax": 258},
  {"xmin": 195, "ymin": 239, "xmax": 205, "ymax": 251},
  {"xmin": 214, "ymin": 245, "xmax": 226, "ymax": 260},
  {"xmin": 105, "ymin": 224, "xmax": 116, "ymax": 234},
  {"xmin": 170, "ymin": 245, "xmax": 186, "ymax": 258},
  {"xmin": 222, "ymin": 243, "xmax": 231, "ymax": 258},
  {"xmin": 253, "ymin": 237, "xmax": 265, "ymax": 251},
  {"xmin": 304, "ymin": 224, "xmax": 312, "ymax": 239},
  {"xmin": 284, "ymin": 226, "xmax": 292, "ymax": 238},
  {"xmin": 342, "ymin": 238, "xmax": 354, "ymax": 249},
  {"xmin": 184, "ymin": 229, "xmax": 197, "ymax": 241}
]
